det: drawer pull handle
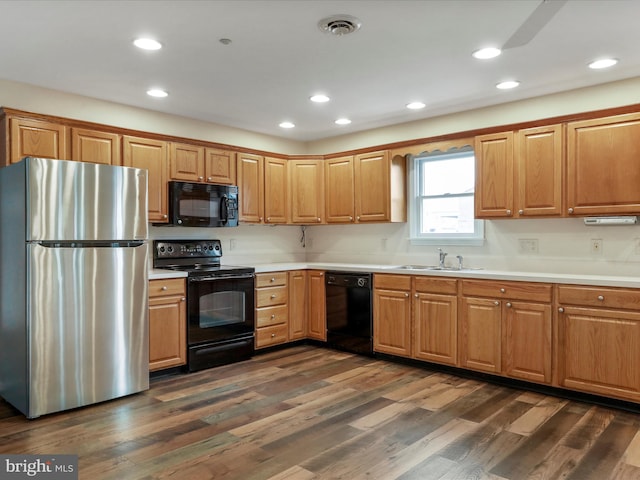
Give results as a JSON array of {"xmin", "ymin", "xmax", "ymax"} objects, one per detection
[
  {"xmin": 500, "ymin": 288, "xmax": 506, "ymax": 293},
  {"xmin": 271, "ymin": 294, "xmax": 277, "ymax": 299},
  {"xmin": 597, "ymin": 295, "xmax": 604, "ymax": 301},
  {"xmin": 271, "ymin": 333, "xmax": 276, "ymax": 338},
  {"xmin": 270, "ymin": 277, "xmax": 276, "ymax": 282},
  {"xmin": 271, "ymin": 314, "xmax": 276, "ymax": 319},
  {"xmin": 558, "ymin": 307, "xmax": 564, "ymax": 313},
  {"xmin": 161, "ymin": 286, "xmax": 168, "ymax": 291}
]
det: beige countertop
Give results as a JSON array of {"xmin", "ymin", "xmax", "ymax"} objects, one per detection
[{"xmin": 149, "ymin": 263, "xmax": 640, "ymax": 288}]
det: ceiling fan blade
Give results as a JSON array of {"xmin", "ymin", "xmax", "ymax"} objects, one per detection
[{"xmin": 502, "ymin": 0, "xmax": 567, "ymax": 49}]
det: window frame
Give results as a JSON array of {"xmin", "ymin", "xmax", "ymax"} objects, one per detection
[{"xmin": 409, "ymin": 148, "xmax": 484, "ymax": 246}]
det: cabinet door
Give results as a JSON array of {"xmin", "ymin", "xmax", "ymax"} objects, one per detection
[
  {"xmin": 503, "ymin": 301, "xmax": 552, "ymax": 384},
  {"xmin": 70, "ymin": 128, "xmax": 120, "ymax": 165},
  {"xmin": 459, "ymin": 296, "xmax": 501, "ymax": 373},
  {"xmin": 414, "ymin": 293, "xmax": 457, "ymax": 366},
  {"xmin": 237, "ymin": 152, "xmax": 264, "ymax": 223},
  {"xmin": 205, "ymin": 148, "xmax": 236, "ymax": 184},
  {"xmin": 123, "ymin": 136, "xmax": 168, "ymax": 223},
  {"xmin": 307, "ymin": 270, "xmax": 326, "ymax": 340},
  {"xmin": 10, "ymin": 118, "xmax": 68, "ymax": 164},
  {"xmin": 355, "ymin": 150, "xmax": 390, "ymax": 222},
  {"xmin": 288, "ymin": 270, "xmax": 307, "ymax": 340},
  {"xmin": 149, "ymin": 289, "xmax": 186, "ymax": 372},
  {"xmin": 566, "ymin": 112, "xmax": 640, "ymax": 215},
  {"xmin": 515, "ymin": 124, "xmax": 563, "ymax": 217},
  {"xmin": 288, "ymin": 159, "xmax": 324, "ymax": 224},
  {"xmin": 475, "ymin": 132, "xmax": 514, "ymax": 218},
  {"xmin": 264, "ymin": 157, "xmax": 288, "ymax": 224},
  {"xmin": 374, "ymin": 288, "xmax": 412, "ymax": 357},
  {"xmin": 325, "ymin": 156, "xmax": 355, "ymax": 223},
  {"xmin": 169, "ymin": 142, "xmax": 204, "ymax": 182},
  {"xmin": 558, "ymin": 306, "xmax": 640, "ymax": 402}
]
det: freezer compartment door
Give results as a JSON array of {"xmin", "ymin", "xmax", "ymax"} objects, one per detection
[
  {"xmin": 27, "ymin": 242, "xmax": 149, "ymax": 418},
  {"xmin": 26, "ymin": 157, "xmax": 148, "ymax": 241}
]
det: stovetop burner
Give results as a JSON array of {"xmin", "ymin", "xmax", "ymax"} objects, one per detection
[{"xmin": 152, "ymin": 239, "xmax": 254, "ymax": 276}]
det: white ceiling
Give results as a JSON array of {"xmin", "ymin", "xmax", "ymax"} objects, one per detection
[{"xmin": 1, "ymin": 0, "xmax": 639, "ymax": 142}]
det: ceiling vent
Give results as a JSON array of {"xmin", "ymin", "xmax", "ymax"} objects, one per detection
[{"xmin": 318, "ymin": 15, "xmax": 362, "ymax": 36}]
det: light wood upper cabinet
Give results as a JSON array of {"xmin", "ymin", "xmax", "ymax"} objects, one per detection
[
  {"xmin": 325, "ymin": 156, "xmax": 355, "ymax": 223},
  {"xmin": 566, "ymin": 112, "xmax": 640, "ymax": 215},
  {"xmin": 355, "ymin": 151, "xmax": 391, "ymax": 222},
  {"xmin": 476, "ymin": 126, "xmax": 563, "ymax": 219},
  {"xmin": 9, "ymin": 117, "xmax": 68, "ymax": 165},
  {"xmin": 475, "ymin": 131, "xmax": 514, "ymax": 218},
  {"xmin": 264, "ymin": 156, "xmax": 288, "ymax": 224},
  {"xmin": 307, "ymin": 270, "xmax": 326, "ymax": 341},
  {"xmin": 169, "ymin": 142, "xmax": 205, "ymax": 182},
  {"xmin": 515, "ymin": 124, "xmax": 563, "ymax": 217},
  {"xmin": 123, "ymin": 135, "xmax": 168, "ymax": 223},
  {"xmin": 70, "ymin": 128, "xmax": 120, "ymax": 165},
  {"xmin": 205, "ymin": 148, "xmax": 236, "ymax": 185},
  {"xmin": 288, "ymin": 159, "xmax": 324, "ymax": 224},
  {"xmin": 237, "ymin": 152, "xmax": 264, "ymax": 223}
]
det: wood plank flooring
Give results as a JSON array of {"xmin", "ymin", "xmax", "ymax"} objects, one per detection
[{"xmin": 2, "ymin": 345, "xmax": 640, "ymax": 479}]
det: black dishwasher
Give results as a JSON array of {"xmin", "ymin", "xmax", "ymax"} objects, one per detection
[{"xmin": 325, "ymin": 271, "xmax": 373, "ymax": 356}]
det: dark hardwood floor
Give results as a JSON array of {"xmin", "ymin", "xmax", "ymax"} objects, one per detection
[{"xmin": 2, "ymin": 345, "xmax": 640, "ymax": 479}]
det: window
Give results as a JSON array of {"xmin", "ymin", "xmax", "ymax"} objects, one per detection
[{"xmin": 409, "ymin": 148, "xmax": 484, "ymax": 245}]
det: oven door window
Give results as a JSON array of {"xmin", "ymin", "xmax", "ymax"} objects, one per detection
[{"xmin": 200, "ymin": 291, "xmax": 244, "ymax": 328}]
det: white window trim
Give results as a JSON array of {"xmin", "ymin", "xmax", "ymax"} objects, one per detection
[{"xmin": 408, "ymin": 149, "xmax": 485, "ymax": 246}]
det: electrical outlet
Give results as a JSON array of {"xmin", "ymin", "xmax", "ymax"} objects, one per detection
[
  {"xmin": 591, "ymin": 238, "xmax": 603, "ymax": 255},
  {"xmin": 230, "ymin": 238, "xmax": 237, "ymax": 250},
  {"xmin": 518, "ymin": 238, "xmax": 539, "ymax": 254}
]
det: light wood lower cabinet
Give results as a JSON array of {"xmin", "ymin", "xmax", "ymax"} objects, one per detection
[
  {"xmin": 557, "ymin": 285, "xmax": 640, "ymax": 402},
  {"xmin": 288, "ymin": 270, "xmax": 307, "ymax": 340},
  {"xmin": 373, "ymin": 274, "xmax": 412, "ymax": 357},
  {"xmin": 149, "ymin": 278, "xmax": 187, "ymax": 372},
  {"xmin": 307, "ymin": 270, "xmax": 326, "ymax": 341},
  {"xmin": 255, "ymin": 272, "xmax": 289, "ymax": 348}
]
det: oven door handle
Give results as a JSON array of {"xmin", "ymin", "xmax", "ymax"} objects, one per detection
[{"xmin": 189, "ymin": 273, "xmax": 254, "ymax": 282}]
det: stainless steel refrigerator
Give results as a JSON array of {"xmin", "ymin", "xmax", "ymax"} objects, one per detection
[{"xmin": 0, "ymin": 157, "xmax": 149, "ymax": 418}]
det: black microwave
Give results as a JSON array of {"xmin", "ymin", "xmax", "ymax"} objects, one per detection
[{"xmin": 168, "ymin": 181, "xmax": 239, "ymax": 227}]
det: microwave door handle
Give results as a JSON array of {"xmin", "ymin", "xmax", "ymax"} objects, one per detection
[{"xmin": 220, "ymin": 194, "xmax": 229, "ymax": 224}]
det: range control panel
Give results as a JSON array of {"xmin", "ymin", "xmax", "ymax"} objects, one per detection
[{"xmin": 154, "ymin": 239, "xmax": 222, "ymax": 260}]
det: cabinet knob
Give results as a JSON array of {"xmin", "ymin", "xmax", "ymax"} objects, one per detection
[
  {"xmin": 271, "ymin": 333, "xmax": 276, "ymax": 338},
  {"xmin": 163, "ymin": 214, "xmax": 168, "ymax": 219},
  {"xmin": 568, "ymin": 208, "xmax": 574, "ymax": 214},
  {"xmin": 317, "ymin": 217, "xmax": 321, "ymax": 222},
  {"xmin": 405, "ymin": 293, "xmax": 409, "ymax": 297},
  {"xmin": 558, "ymin": 307, "xmax": 565, "ymax": 313},
  {"xmin": 161, "ymin": 286, "xmax": 168, "ymax": 291},
  {"xmin": 270, "ymin": 294, "xmax": 277, "ymax": 299},
  {"xmin": 357, "ymin": 216, "xmax": 360, "ymax": 221},
  {"xmin": 597, "ymin": 295, "xmax": 604, "ymax": 301},
  {"xmin": 319, "ymin": 273, "xmax": 324, "ymax": 276},
  {"xmin": 518, "ymin": 209, "xmax": 524, "ymax": 215},
  {"xmin": 349, "ymin": 216, "xmax": 353, "ymax": 221},
  {"xmin": 260, "ymin": 217, "xmax": 263, "ymax": 221},
  {"xmin": 271, "ymin": 314, "xmax": 276, "ymax": 319},
  {"xmin": 414, "ymin": 293, "xmax": 419, "ymax": 298},
  {"xmin": 506, "ymin": 302, "xmax": 512, "ymax": 308},
  {"xmin": 267, "ymin": 217, "xmax": 271, "ymax": 222},
  {"xmin": 198, "ymin": 176, "xmax": 204, "ymax": 181},
  {"xmin": 270, "ymin": 277, "xmax": 276, "ymax": 282},
  {"xmin": 181, "ymin": 297, "xmax": 186, "ymax": 302},
  {"xmin": 506, "ymin": 209, "xmax": 512, "ymax": 216},
  {"xmin": 207, "ymin": 177, "xmax": 213, "ymax": 182},
  {"xmin": 500, "ymin": 288, "xmax": 506, "ymax": 293},
  {"xmin": 494, "ymin": 301, "xmax": 500, "ymax": 306}
]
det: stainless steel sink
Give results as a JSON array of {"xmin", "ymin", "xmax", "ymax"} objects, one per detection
[{"xmin": 394, "ymin": 265, "xmax": 482, "ymax": 272}]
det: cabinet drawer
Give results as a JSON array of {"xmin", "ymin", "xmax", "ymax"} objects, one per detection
[
  {"xmin": 558, "ymin": 285, "xmax": 640, "ymax": 310},
  {"xmin": 374, "ymin": 274, "xmax": 411, "ymax": 290},
  {"xmin": 256, "ymin": 324, "xmax": 288, "ymax": 348},
  {"xmin": 461, "ymin": 280, "xmax": 551, "ymax": 302},
  {"xmin": 414, "ymin": 277, "xmax": 458, "ymax": 295},
  {"xmin": 256, "ymin": 305, "xmax": 288, "ymax": 327},
  {"xmin": 256, "ymin": 272, "xmax": 288, "ymax": 288},
  {"xmin": 149, "ymin": 278, "xmax": 186, "ymax": 298},
  {"xmin": 256, "ymin": 285, "xmax": 288, "ymax": 307}
]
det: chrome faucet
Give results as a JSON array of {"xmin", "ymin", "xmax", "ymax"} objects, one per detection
[
  {"xmin": 456, "ymin": 255, "xmax": 464, "ymax": 270},
  {"xmin": 438, "ymin": 248, "xmax": 447, "ymax": 268}
]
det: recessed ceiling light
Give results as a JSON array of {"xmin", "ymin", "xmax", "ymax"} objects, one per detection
[
  {"xmin": 496, "ymin": 80, "xmax": 520, "ymax": 90},
  {"xmin": 335, "ymin": 118, "xmax": 351, "ymax": 125},
  {"xmin": 472, "ymin": 47, "xmax": 501, "ymax": 59},
  {"xmin": 310, "ymin": 94, "xmax": 330, "ymax": 103},
  {"xmin": 279, "ymin": 121, "xmax": 295, "ymax": 129},
  {"xmin": 406, "ymin": 102, "xmax": 426, "ymax": 110},
  {"xmin": 134, "ymin": 38, "xmax": 162, "ymax": 50},
  {"xmin": 147, "ymin": 89, "xmax": 168, "ymax": 98},
  {"xmin": 588, "ymin": 58, "xmax": 618, "ymax": 69}
]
